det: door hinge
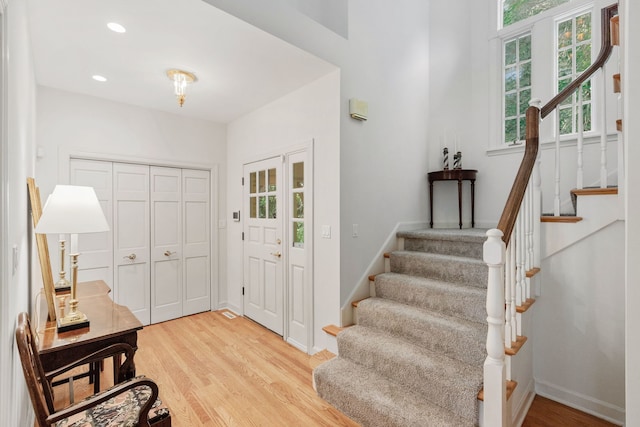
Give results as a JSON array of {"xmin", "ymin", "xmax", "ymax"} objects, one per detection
[
  {"xmin": 241, "ymin": 177, "xmax": 244, "ymax": 185},
  {"xmin": 242, "ymin": 232, "xmax": 244, "ymax": 241},
  {"xmin": 242, "ymin": 286, "xmax": 245, "ymax": 296}
]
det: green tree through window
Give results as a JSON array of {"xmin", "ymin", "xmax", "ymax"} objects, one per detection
[{"xmin": 503, "ymin": 0, "xmax": 571, "ymax": 27}]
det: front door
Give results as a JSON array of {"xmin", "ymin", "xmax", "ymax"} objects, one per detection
[{"xmin": 243, "ymin": 157, "xmax": 283, "ymax": 335}]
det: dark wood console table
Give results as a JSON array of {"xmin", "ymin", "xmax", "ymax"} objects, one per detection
[
  {"xmin": 428, "ymin": 169, "xmax": 477, "ymax": 229},
  {"xmin": 37, "ymin": 280, "xmax": 143, "ymax": 389}
]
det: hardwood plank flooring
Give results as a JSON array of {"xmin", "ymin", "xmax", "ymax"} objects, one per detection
[
  {"xmin": 51, "ymin": 311, "xmax": 617, "ymax": 426},
  {"xmin": 522, "ymin": 395, "xmax": 618, "ymax": 427}
]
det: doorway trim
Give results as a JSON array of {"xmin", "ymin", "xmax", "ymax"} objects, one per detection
[{"xmin": 242, "ymin": 139, "xmax": 314, "ymax": 353}]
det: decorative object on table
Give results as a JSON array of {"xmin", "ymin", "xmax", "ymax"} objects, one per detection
[
  {"xmin": 27, "ymin": 177, "xmax": 57, "ymax": 321},
  {"xmin": 454, "ymin": 151, "xmax": 462, "ymax": 169},
  {"xmin": 34, "ymin": 185, "xmax": 110, "ymax": 332},
  {"xmin": 54, "ymin": 239, "xmax": 71, "ymax": 291},
  {"xmin": 443, "ymin": 147, "xmax": 449, "ymax": 170}
]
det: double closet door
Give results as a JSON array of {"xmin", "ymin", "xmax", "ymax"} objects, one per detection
[{"xmin": 70, "ymin": 159, "xmax": 211, "ymax": 326}]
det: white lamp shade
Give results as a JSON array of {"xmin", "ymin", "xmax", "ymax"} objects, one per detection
[{"xmin": 34, "ymin": 185, "xmax": 110, "ymax": 234}]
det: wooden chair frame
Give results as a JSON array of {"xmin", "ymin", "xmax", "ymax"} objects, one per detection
[{"xmin": 16, "ymin": 312, "xmax": 167, "ymax": 426}]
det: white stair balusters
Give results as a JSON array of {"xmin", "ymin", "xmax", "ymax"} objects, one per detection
[
  {"xmin": 600, "ymin": 67, "xmax": 608, "ymax": 189},
  {"xmin": 577, "ymin": 83, "xmax": 585, "ymax": 190},
  {"xmin": 504, "ymin": 243, "xmax": 514, "ymax": 349},
  {"xmin": 554, "ymin": 108, "xmax": 562, "ymax": 216}
]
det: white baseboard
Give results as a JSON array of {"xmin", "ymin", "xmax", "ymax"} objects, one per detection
[
  {"xmin": 218, "ymin": 301, "xmax": 242, "ymax": 315},
  {"xmin": 512, "ymin": 378, "xmax": 535, "ymax": 427},
  {"xmin": 535, "ymin": 379, "xmax": 625, "ymax": 425}
]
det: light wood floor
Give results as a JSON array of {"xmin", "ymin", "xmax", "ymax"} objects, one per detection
[{"xmin": 52, "ymin": 311, "xmax": 618, "ymax": 426}]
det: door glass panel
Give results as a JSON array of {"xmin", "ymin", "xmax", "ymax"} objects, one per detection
[
  {"xmin": 250, "ymin": 172, "xmax": 257, "ymax": 194},
  {"xmin": 268, "ymin": 168, "xmax": 276, "ymax": 191},
  {"xmin": 258, "ymin": 196, "xmax": 266, "ymax": 218},
  {"xmin": 258, "ymin": 170, "xmax": 266, "ymax": 192},
  {"xmin": 250, "ymin": 196, "xmax": 257, "ymax": 218},
  {"xmin": 293, "ymin": 193, "xmax": 304, "ymax": 218},
  {"xmin": 293, "ymin": 162, "xmax": 304, "ymax": 189},
  {"xmin": 293, "ymin": 222, "xmax": 304, "ymax": 248},
  {"xmin": 268, "ymin": 196, "xmax": 277, "ymax": 219}
]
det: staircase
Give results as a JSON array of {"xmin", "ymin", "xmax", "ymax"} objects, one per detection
[{"xmin": 313, "ymin": 229, "xmax": 489, "ymax": 426}]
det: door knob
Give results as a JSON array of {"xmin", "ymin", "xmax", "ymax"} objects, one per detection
[
  {"xmin": 271, "ymin": 251, "xmax": 282, "ymax": 258},
  {"xmin": 123, "ymin": 253, "xmax": 136, "ymax": 260},
  {"xmin": 164, "ymin": 250, "xmax": 175, "ymax": 257}
]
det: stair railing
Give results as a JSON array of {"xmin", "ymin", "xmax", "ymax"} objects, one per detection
[{"xmin": 483, "ymin": 4, "xmax": 618, "ymax": 426}]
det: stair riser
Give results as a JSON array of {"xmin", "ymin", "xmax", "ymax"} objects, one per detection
[
  {"xmin": 403, "ymin": 238, "xmax": 483, "ymax": 260},
  {"xmin": 337, "ymin": 328, "xmax": 481, "ymax": 421},
  {"xmin": 375, "ymin": 273, "xmax": 486, "ymax": 323},
  {"xmin": 391, "ymin": 252, "xmax": 488, "ymax": 288},
  {"xmin": 357, "ymin": 299, "xmax": 487, "ymax": 366}
]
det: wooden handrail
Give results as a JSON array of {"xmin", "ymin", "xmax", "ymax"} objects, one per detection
[
  {"xmin": 497, "ymin": 106, "xmax": 539, "ymax": 244},
  {"xmin": 498, "ymin": 3, "xmax": 618, "ymax": 245},
  {"xmin": 541, "ymin": 3, "xmax": 618, "ymax": 119}
]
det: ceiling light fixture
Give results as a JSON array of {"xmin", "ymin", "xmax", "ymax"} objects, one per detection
[
  {"xmin": 92, "ymin": 75, "xmax": 107, "ymax": 82},
  {"xmin": 166, "ymin": 69, "xmax": 197, "ymax": 107},
  {"xmin": 107, "ymin": 22, "xmax": 126, "ymax": 33}
]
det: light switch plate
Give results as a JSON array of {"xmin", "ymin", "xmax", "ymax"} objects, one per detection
[{"xmin": 321, "ymin": 225, "xmax": 331, "ymax": 239}]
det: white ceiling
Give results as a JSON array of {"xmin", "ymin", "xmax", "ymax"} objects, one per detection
[{"xmin": 26, "ymin": 0, "xmax": 337, "ymax": 123}]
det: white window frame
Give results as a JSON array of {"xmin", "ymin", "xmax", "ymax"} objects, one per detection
[{"xmin": 488, "ymin": 0, "xmax": 616, "ymax": 151}]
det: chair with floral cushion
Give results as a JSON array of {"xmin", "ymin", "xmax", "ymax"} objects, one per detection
[{"xmin": 16, "ymin": 312, "xmax": 171, "ymax": 426}]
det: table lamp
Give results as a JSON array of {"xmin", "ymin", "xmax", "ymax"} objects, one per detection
[{"xmin": 34, "ymin": 185, "xmax": 110, "ymax": 332}]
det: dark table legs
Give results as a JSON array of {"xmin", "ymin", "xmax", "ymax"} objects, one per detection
[{"xmin": 429, "ymin": 182, "xmax": 434, "ymax": 228}]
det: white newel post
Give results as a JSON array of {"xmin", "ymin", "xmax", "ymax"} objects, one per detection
[{"xmin": 484, "ymin": 229, "xmax": 508, "ymax": 427}]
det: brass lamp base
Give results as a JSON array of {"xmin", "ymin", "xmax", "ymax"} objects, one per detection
[
  {"xmin": 57, "ymin": 311, "xmax": 90, "ymax": 333},
  {"xmin": 56, "ymin": 297, "xmax": 90, "ymax": 332},
  {"xmin": 55, "ymin": 240, "xmax": 72, "ymax": 292},
  {"xmin": 56, "ymin": 253, "xmax": 90, "ymax": 332}
]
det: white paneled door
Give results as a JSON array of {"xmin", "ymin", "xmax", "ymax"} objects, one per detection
[
  {"xmin": 182, "ymin": 169, "xmax": 211, "ymax": 316},
  {"xmin": 70, "ymin": 159, "xmax": 211, "ymax": 326},
  {"xmin": 113, "ymin": 163, "xmax": 151, "ymax": 325},
  {"xmin": 243, "ymin": 157, "xmax": 284, "ymax": 335},
  {"xmin": 150, "ymin": 167, "xmax": 182, "ymax": 324},
  {"xmin": 69, "ymin": 159, "xmax": 113, "ymax": 285}
]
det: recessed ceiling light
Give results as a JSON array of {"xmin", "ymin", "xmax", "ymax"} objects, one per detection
[
  {"xmin": 92, "ymin": 75, "xmax": 107, "ymax": 82},
  {"xmin": 107, "ymin": 22, "xmax": 126, "ymax": 33}
]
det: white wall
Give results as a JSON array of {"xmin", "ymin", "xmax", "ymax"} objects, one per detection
[
  {"xmin": 623, "ymin": 0, "xmax": 640, "ymax": 424},
  {"xmin": 0, "ymin": 0, "xmax": 38, "ymax": 424},
  {"xmin": 534, "ymin": 222, "xmax": 625, "ymax": 424},
  {"xmin": 226, "ymin": 71, "xmax": 340, "ymax": 352},
  {"xmin": 33, "ymin": 86, "xmax": 227, "ymax": 308},
  {"xmin": 203, "ymin": 0, "xmax": 431, "ymax": 308}
]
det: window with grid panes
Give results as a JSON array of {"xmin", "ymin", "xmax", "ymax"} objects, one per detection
[
  {"xmin": 503, "ymin": 33, "xmax": 532, "ymax": 144},
  {"xmin": 557, "ymin": 11, "xmax": 592, "ymax": 135},
  {"xmin": 496, "ymin": 0, "xmax": 603, "ymax": 147}
]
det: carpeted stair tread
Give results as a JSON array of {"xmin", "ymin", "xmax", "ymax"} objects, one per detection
[
  {"xmin": 374, "ymin": 272, "xmax": 486, "ymax": 323},
  {"xmin": 313, "ymin": 357, "xmax": 475, "ymax": 427},
  {"xmin": 390, "ymin": 251, "xmax": 488, "ymax": 288},
  {"xmin": 398, "ymin": 228, "xmax": 488, "ymax": 259},
  {"xmin": 337, "ymin": 325, "xmax": 482, "ymax": 421},
  {"xmin": 357, "ymin": 297, "xmax": 486, "ymax": 366}
]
